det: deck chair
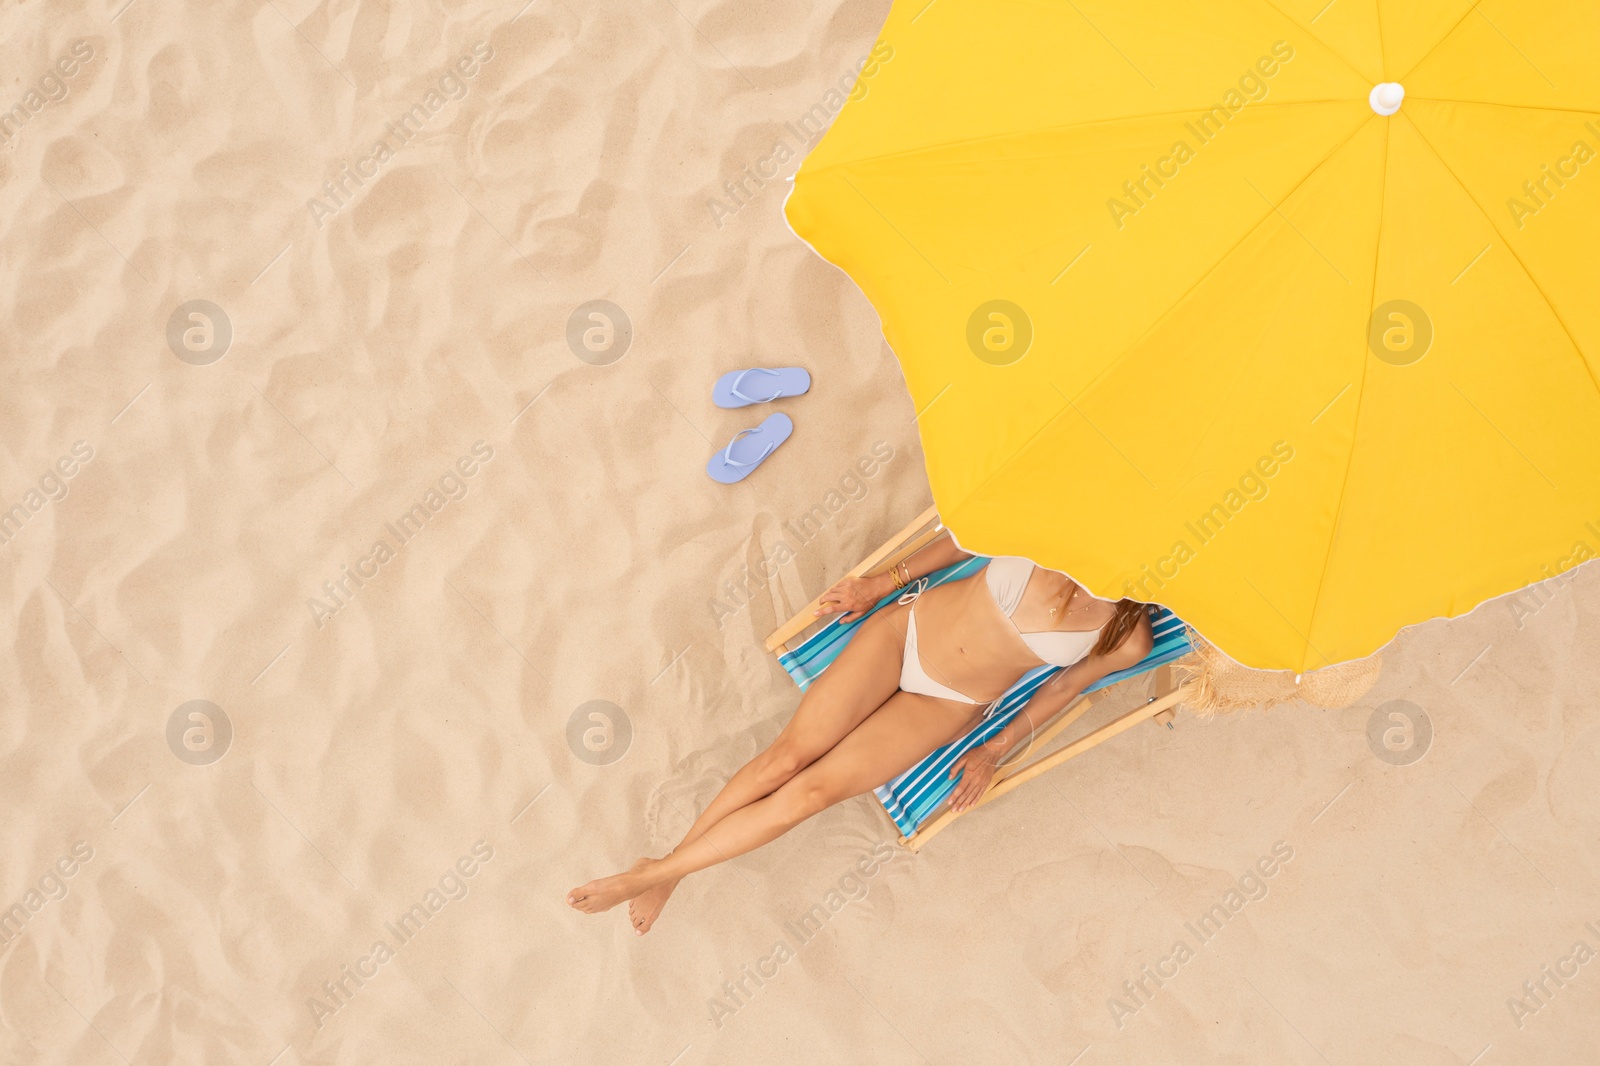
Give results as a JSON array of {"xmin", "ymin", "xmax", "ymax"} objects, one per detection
[{"xmin": 765, "ymin": 506, "xmax": 1196, "ymax": 850}]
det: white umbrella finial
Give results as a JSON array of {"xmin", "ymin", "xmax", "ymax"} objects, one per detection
[{"xmin": 1369, "ymin": 82, "xmax": 1405, "ymax": 115}]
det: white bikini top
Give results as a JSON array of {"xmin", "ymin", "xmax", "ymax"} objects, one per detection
[{"xmin": 985, "ymin": 556, "xmax": 1105, "ymax": 668}]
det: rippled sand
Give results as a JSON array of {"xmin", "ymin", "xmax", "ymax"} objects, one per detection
[{"xmin": 2, "ymin": 2, "xmax": 1597, "ymax": 1063}]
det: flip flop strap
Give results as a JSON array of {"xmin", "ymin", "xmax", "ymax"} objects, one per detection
[
  {"xmin": 728, "ymin": 368, "xmax": 785, "ymax": 405},
  {"xmin": 722, "ymin": 427, "xmax": 777, "ymax": 468}
]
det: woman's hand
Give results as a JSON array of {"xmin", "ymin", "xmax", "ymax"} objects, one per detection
[
  {"xmin": 814, "ymin": 573, "xmax": 892, "ymax": 623},
  {"xmin": 947, "ymin": 740, "xmax": 1007, "ymax": 812}
]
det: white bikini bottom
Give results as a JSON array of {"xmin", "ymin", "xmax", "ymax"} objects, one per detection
[
  {"xmin": 897, "ymin": 579, "xmax": 984, "ymax": 705},
  {"xmin": 899, "ymin": 606, "xmax": 983, "ymax": 703}
]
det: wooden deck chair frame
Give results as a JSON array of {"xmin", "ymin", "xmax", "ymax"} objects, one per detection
[{"xmin": 766, "ymin": 505, "xmax": 1195, "ymax": 850}]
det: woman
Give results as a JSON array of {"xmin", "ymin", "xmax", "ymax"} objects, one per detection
[{"xmin": 566, "ymin": 533, "xmax": 1153, "ymax": 933}]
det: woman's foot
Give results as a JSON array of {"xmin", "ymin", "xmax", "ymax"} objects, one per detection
[
  {"xmin": 566, "ymin": 858, "xmax": 658, "ymax": 913},
  {"xmin": 627, "ymin": 876, "xmax": 680, "ymax": 935}
]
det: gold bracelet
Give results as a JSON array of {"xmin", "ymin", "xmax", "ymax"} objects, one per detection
[{"xmin": 891, "ymin": 566, "xmax": 905, "ymax": 590}]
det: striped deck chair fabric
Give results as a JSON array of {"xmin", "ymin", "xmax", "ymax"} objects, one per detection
[{"xmin": 775, "ymin": 557, "xmax": 1191, "ymax": 837}]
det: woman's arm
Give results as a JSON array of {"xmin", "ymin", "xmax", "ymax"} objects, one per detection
[
  {"xmin": 815, "ymin": 531, "xmax": 972, "ymax": 622},
  {"xmin": 946, "ymin": 614, "xmax": 1154, "ymax": 811}
]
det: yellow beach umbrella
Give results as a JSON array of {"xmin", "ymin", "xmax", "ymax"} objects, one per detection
[{"xmin": 786, "ymin": 0, "xmax": 1600, "ymax": 671}]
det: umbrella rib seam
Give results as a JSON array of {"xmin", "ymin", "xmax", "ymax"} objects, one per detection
[
  {"xmin": 946, "ymin": 110, "xmax": 1376, "ymax": 670},
  {"xmin": 1019, "ymin": 110, "xmax": 1375, "ymax": 517},
  {"xmin": 1054, "ymin": 112, "xmax": 1375, "ymax": 422},
  {"xmin": 798, "ymin": 101, "xmax": 1364, "ymax": 182},
  {"xmin": 1251, "ymin": 0, "xmax": 1383, "ymax": 86},
  {"xmin": 1400, "ymin": 112, "xmax": 1600, "ymax": 400},
  {"xmin": 1302, "ymin": 116, "xmax": 1389, "ymax": 669},
  {"xmin": 1395, "ymin": 2, "xmax": 1488, "ymax": 86},
  {"xmin": 1405, "ymin": 98, "xmax": 1600, "ymax": 118},
  {"xmin": 1062, "ymin": 111, "xmax": 1374, "ymax": 669},
  {"xmin": 1376, "ymin": 0, "xmax": 1389, "ymax": 80}
]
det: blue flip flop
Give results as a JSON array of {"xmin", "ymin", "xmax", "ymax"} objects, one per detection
[
  {"xmin": 713, "ymin": 366, "xmax": 811, "ymax": 408},
  {"xmin": 706, "ymin": 412, "xmax": 793, "ymax": 483}
]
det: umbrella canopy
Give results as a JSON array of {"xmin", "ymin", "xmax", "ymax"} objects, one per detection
[{"xmin": 786, "ymin": 0, "xmax": 1600, "ymax": 671}]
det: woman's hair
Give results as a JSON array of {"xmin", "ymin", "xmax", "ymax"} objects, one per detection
[{"xmin": 1092, "ymin": 599, "xmax": 1149, "ymax": 659}]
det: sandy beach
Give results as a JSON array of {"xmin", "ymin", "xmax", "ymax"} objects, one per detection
[{"xmin": 2, "ymin": 1, "xmax": 1598, "ymax": 1063}]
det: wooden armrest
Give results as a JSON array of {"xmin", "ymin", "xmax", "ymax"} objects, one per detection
[{"xmin": 764, "ymin": 504, "xmax": 941, "ymax": 654}]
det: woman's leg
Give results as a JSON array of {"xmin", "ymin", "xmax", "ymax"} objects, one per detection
[
  {"xmin": 570, "ymin": 690, "xmax": 982, "ymax": 914},
  {"xmin": 622, "ymin": 604, "xmax": 910, "ymax": 931},
  {"xmin": 682, "ymin": 602, "xmax": 910, "ymax": 833}
]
